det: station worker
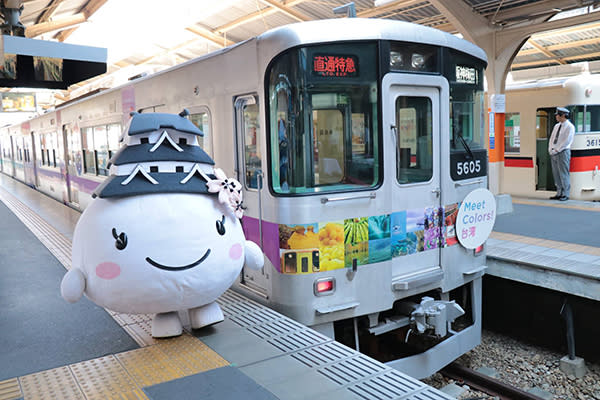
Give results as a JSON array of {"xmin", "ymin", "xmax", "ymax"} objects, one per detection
[{"xmin": 548, "ymin": 106, "xmax": 575, "ymax": 201}]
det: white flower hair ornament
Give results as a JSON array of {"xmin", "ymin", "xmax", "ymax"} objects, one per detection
[{"xmin": 205, "ymin": 168, "xmax": 245, "ymax": 218}]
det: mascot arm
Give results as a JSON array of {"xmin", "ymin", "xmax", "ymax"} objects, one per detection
[
  {"xmin": 61, "ymin": 268, "xmax": 86, "ymax": 303},
  {"xmin": 244, "ymin": 240, "xmax": 264, "ymax": 270}
]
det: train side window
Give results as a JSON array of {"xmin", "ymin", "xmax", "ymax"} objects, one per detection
[
  {"xmin": 107, "ymin": 124, "xmax": 121, "ymax": 158},
  {"xmin": 82, "ymin": 127, "xmax": 96, "ymax": 175},
  {"xmin": 94, "ymin": 126, "xmax": 109, "ymax": 176},
  {"xmin": 235, "ymin": 97, "xmax": 261, "ymax": 190},
  {"xmin": 396, "ymin": 96, "xmax": 433, "ymax": 184},
  {"xmin": 587, "ymin": 105, "xmax": 600, "ymax": 132},
  {"xmin": 504, "ymin": 113, "xmax": 520, "ymax": 153},
  {"xmin": 189, "ymin": 108, "xmax": 212, "ymax": 155}
]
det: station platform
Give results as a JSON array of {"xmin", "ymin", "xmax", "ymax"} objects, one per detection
[
  {"xmin": 487, "ymin": 197, "xmax": 600, "ymax": 302},
  {"xmin": 0, "ymin": 174, "xmax": 452, "ymax": 400}
]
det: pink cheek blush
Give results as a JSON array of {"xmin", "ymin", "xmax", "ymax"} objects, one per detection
[
  {"xmin": 229, "ymin": 243, "xmax": 243, "ymax": 260},
  {"xmin": 96, "ymin": 262, "xmax": 121, "ymax": 280}
]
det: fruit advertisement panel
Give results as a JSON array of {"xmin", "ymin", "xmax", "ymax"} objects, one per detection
[
  {"xmin": 344, "ymin": 217, "xmax": 369, "ymax": 268},
  {"xmin": 319, "ymin": 221, "xmax": 345, "ymax": 271},
  {"xmin": 279, "ymin": 223, "xmax": 320, "ymax": 274},
  {"xmin": 275, "ymin": 203, "xmax": 462, "ymax": 275}
]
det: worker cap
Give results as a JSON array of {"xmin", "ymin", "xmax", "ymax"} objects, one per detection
[{"xmin": 556, "ymin": 107, "xmax": 570, "ymax": 116}]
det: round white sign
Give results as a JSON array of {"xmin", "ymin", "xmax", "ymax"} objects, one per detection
[{"xmin": 455, "ymin": 188, "xmax": 496, "ymax": 249}]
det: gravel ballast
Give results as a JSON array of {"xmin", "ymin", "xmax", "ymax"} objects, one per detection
[{"xmin": 422, "ymin": 330, "xmax": 600, "ymax": 399}]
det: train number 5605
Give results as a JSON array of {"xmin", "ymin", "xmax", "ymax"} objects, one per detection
[{"xmin": 456, "ymin": 160, "xmax": 481, "ymax": 175}]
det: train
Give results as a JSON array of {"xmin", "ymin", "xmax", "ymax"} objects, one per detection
[
  {"xmin": 503, "ymin": 73, "xmax": 600, "ymax": 200},
  {"xmin": 0, "ymin": 18, "xmax": 489, "ymax": 379}
]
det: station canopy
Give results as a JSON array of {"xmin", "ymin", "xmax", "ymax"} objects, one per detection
[{"xmin": 9, "ymin": 0, "xmax": 600, "ymax": 102}]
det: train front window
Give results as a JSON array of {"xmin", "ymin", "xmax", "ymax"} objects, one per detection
[
  {"xmin": 396, "ymin": 96, "xmax": 433, "ymax": 184},
  {"xmin": 267, "ymin": 43, "xmax": 379, "ymax": 195},
  {"xmin": 450, "ymin": 87, "xmax": 485, "ymax": 150}
]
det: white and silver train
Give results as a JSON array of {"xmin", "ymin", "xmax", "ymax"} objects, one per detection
[
  {"xmin": 0, "ymin": 19, "xmax": 489, "ymax": 378},
  {"xmin": 503, "ymin": 73, "xmax": 600, "ymax": 200}
]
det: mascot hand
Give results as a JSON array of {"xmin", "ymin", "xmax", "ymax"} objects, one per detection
[
  {"xmin": 244, "ymin": 240, "xmax": 264, "ymax": 270},
  {"xmin": 61, "ymin": 268, "xmax": 86, "ymax": 303}
]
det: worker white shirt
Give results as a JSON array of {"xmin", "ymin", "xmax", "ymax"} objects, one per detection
[{"xmin": 548, "ymin": 119, "xmax": 575, "ymax": 155}]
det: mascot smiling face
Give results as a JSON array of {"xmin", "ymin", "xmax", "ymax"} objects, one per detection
[{"xmin": 71, "ymin": 193, "xmax": 246, "ymax": 315}]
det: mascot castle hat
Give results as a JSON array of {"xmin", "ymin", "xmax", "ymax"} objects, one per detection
[{"xmin": 93, "ymin": 110, "xmax": 220, "ymax": 199}]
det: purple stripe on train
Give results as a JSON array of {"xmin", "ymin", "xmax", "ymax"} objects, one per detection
[{"xmin": 241, "ymin": 216, "xmax": 280, "ymax": 270}]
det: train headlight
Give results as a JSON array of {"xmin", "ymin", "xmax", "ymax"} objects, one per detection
[
  {"xmin": 314, "ymin": 277, "xmax": 335, "ymax": 296},
  {"xmin": 390, "ymin": 51, "xmax": 403, "ymax": 69},
  {"xmin": 411, "ymin": 53, "xmax": 425, "ymax": 69}
]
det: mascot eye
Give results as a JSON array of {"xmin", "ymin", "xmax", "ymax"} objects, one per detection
[
  {"xmin": 216, "ymin": 215, "xmax": 226, "ymax": 236},
  {"xmin": 112, "ymin": 228, "xmax": 128, "ymax": 250}
]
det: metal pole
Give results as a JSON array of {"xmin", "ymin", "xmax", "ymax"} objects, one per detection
[{"xmin": 560, "ymin": 298, "xmax": 576, "ymax": 360}]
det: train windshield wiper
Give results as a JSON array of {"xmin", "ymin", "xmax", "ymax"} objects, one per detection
[{"xmin": 457, "ymin": 133, "xmax": 474, "ymax": 160}]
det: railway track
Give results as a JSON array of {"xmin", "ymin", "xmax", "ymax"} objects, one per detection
[{"xmin": 441, "ymin": 363, "xmax": 547, "ymax": 400}]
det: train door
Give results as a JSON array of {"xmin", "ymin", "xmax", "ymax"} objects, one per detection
[
  {"xmin": 536, "ymin": 108, "xmax": 556, "ymax": 191},
  {"xmin": 384, "ymin": 79, "xmax": 442, "ymax": 284},
  {"xmin": 9, "ymin": 135, "xmax": 16, "ymax": 177},
  {"xmin": 234, "ymin": 94, "xmax": 268, "ymax": 295},
  {"xmin": 62, "ymin": 123, "xmax": 80, "ymax": 206}
]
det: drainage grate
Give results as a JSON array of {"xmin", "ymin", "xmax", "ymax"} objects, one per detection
[
  {"xmin": 228, "ymin": 307, "xmax": 281, "ymax": 328},
  {"xmin": 266, "ymin": 328, "xmax": 330, "ymax": 352},
  {"xmin": 412, "ymin": 388, "xmax": 454, "ymax": 400},
  {"xmin": 317, "ymin": 355, "xmax": 387, "ymax": 386},
  {"xmin": 218, "ymin": 292, "xmax": 263, "ymax": 316},
  {"xmin": 347, "ymin": 369, "xmax": 423, "ymax": 399},
  {"xmin": 291, "ymin": 341, "xmax": 355, "ymax": 368}
]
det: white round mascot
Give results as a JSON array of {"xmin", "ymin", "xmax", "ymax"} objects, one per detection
[{"xmin": 60, "ymin": 110, "xmax": 263, "ymax": 338}]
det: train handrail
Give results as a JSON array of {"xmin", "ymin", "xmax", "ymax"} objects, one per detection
[
  {"xmin": 454, "ymin": 179, "xmax": 484, "ymax": 187},
  {"xmin": 320, "ymin": 192, "xmax": 376, "ymax": 204}
]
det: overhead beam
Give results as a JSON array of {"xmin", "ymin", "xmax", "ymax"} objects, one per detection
[
  {"xmin": 357, "ymin": 0, "xmax": 421, "ymax": 18},
  {"xmin": 518, "ymin": 36, "xmax": 600, "ymax": 56},
  {"xmin": 486, "ymin": 0, "xmax": 581, "ymax": 21},
  {"xmin": 512, "ymin": 50, "xmax": 600, "ymax": 69},
  {"xmin": 25, "ymin": 12, "xmax": 86, "ymax": 37},
  {"xmin": 531, "ymin": 21, "xmax": 600, "ymax": 40},
  {"xmin": 528, "ymin": 40, "xmax": 566, "ymax": 64},
  {"xmin": 186, "ymin": 25, "xmax": 234, "ymax": 48},
  {"xmin": 55, "ymin": 0, "xmax": 108, "ymax": 42},
  {"xmin": 259, "ymin": 0, "xmax": 310, "ymax": 22},
  {"xmin": 213, "ymin": 0, "xmax": 307, "ymax": 33},
  {"xmin": 36, "ymin": 0, "xmax": 65, "ymax": 24},
  {"xmin": 497, "ymin": 9, "xmax": 600, "ymax": 50}
]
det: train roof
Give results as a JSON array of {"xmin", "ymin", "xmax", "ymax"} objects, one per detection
[{"xmin": 257, "ymin": 18, "xmax": 487, "ymax": 64}]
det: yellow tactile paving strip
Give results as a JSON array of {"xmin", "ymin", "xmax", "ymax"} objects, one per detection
[
  {"xmin": 0, "ymin": 378, "xmax": 22, "ymax": 400},
  {"xmin": 512, "ymin": 196, "xmax": 600, "ymax": 212},
  {"xmin": 20, "ymin": 367, "xmax": 84, "ymax": 400},
  {"xmin": 0, "ymin": 334, "xmax": 229, "ymax": 400},
  {"xmin": 489, "ymin": 231, "xmax": 600, "ymax": 255}
]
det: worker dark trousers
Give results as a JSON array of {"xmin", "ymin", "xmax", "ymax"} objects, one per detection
[{"xmin": 550, "ymin": 149, "xmax": 571, "ymax": 197}]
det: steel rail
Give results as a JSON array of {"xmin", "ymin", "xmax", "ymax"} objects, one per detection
[{"xmin": 440, "ymin": 362, "xmax": 547, "ymax": 400}]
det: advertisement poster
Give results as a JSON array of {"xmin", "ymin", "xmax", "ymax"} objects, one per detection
[
  {"xmin": 368, "ymin": 214, "xmax": 391, "ymax": 264},
  {"xmin": 456, "ymin": 189, "xmax": 496, "ymax": 249},
  {"xmin": 344, "ymin": 217, "xmax": 369, "ymax": 268}
]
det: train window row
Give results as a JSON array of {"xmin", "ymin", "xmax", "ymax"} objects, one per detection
[
  {"xmin": 36, "ymin": 132, "xmax": 60, "ymax": 168},
  {"xmin": 505, "ymin": 105, "xmax": 600, "ymax": 156}
]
